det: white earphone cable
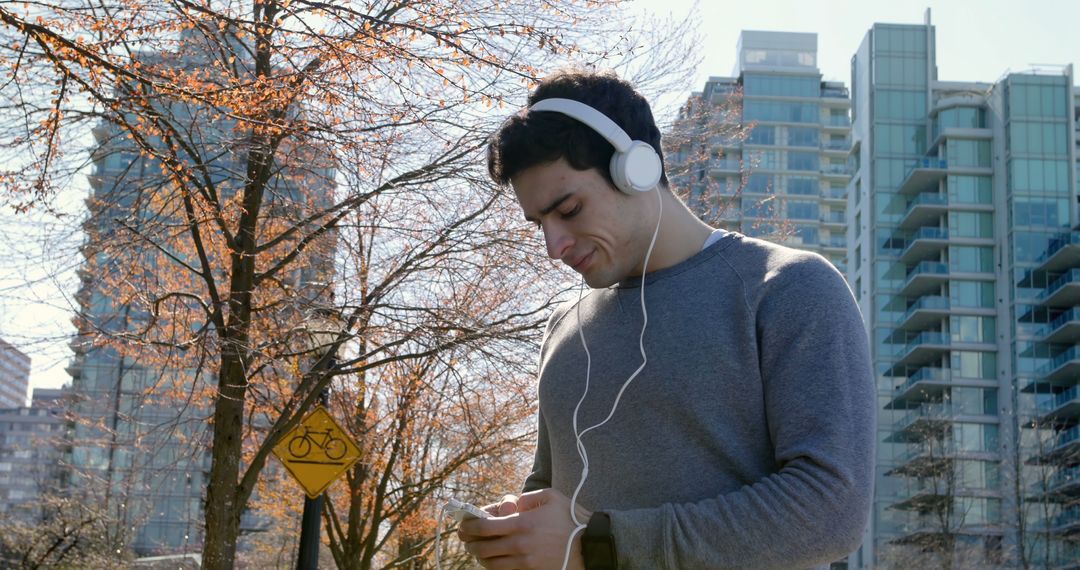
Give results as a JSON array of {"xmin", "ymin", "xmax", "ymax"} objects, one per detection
[{"xmin": 563, "ymin": 186, "xmax": 663, "ymax": 570}]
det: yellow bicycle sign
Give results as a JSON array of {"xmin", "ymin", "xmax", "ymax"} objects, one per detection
[{"xmin": 272, "ymin": 406, "xmax": 361, "ymax": 498}]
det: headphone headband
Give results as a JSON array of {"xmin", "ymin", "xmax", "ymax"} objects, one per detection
[
  {"xmin": 528, "ymin": 97, "xmax": 662, "ymax": 194},
  {"xmin": 529, "ymin": 98, "xmax": 633, "ymax": 152}
]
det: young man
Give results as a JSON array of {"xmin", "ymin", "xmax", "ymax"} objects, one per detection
[{"xmin": 459, "ymin": 70, "xmax": 875, "ymax": 570}]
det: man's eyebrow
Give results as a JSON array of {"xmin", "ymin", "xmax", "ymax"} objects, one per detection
[{"xmin": 524, "ymin": 193, "xmax": 573, "ymax": 223}]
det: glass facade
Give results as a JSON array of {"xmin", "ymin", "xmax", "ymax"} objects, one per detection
[{"xmin": 852, "ymin": 19, "xmax": 1080, "ymax": 570}]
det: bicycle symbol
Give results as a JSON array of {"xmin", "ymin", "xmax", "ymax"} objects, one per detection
[{"xmin": 287, "ymin": 426, "xmax": 347, "ymax": 460}]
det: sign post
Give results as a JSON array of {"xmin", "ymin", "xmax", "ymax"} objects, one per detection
[{"xmin": 273, "ymin": 405, "xmax": 361, "ymax": 568}]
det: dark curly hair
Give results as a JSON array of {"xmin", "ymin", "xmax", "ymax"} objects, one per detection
[{"xmin": 487, "ymin": 69, "xmax": 668, "ymax": 190}]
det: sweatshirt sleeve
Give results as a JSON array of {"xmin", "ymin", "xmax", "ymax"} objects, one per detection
[
  {"xmin": 523, "ymin": 407, "xmax": 552, "ymax": 493},
  {"xmin": 607, "ymin": 254, "xmax": 876, "ymax": 569}
]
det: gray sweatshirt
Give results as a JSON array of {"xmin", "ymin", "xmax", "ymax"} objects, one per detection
[{"xmin": 524, "ymin": 233, "xmax": 875, "ymax": 569}]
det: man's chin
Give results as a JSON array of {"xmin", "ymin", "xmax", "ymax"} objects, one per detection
[{"xmin": 581, "ymin": 270, "xmax": 618, "ymax": 289}]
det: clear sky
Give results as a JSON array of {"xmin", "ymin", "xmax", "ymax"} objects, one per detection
[
  {"xmin": 631, "ymin": 0, "xmax": 1080, "ymax": 102},
  {"xmin": 4, "ymin": 0, "xmax": 1080, "ymax": 398}
]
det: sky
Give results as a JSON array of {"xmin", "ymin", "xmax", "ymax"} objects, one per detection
[
  {"xmin": 630, "ymin": 0, "xmax": 1080, "ymax": 106},
  {"xmin": 3, "ymin": 0, "xmax": 1080, "ymax": 399}
]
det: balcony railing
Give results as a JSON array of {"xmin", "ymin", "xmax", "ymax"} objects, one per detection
[
  {"xmin": 708, "ymin": 158, "xmax": 742, "ymax": 172},
  {"xmin": 902, "ymin": 295, "xmax": 950, "ymax": 319},
  {"xmin": 1037, "ymin": 232, "xmax": 1080, "ymax": 263},
  {"xmin": 822, "ymin": 188, "xmax": 847, "ymax": 200},
  {"xmin": 1038, "ymin": 385, "xmax": 1080, "ymax": 415},
  {"xmin": 823, "ymin": 140, "xmax": 851, "ymax": 151},
  {"xmin": 1037, "ymin": 269, "xmax": 1080, "ymax": 302},
  {"xmin": 826, "ymin": 115, "xmax": 851, "ymax": 127},
  {"xmin": 822, "ymin": 164, "xmax": 852, "ymax": 175},
  {"xmin": 907, "ymin": 193, "xmax": 948, "ymax": 208},
  {"xmin": 895, "ymin": 403, "xmax": 954, "ymax": 431},
  {"xmin": 1037, "ymin": 346, "xmax": 1080, "ymax": 378},
  {"xmin": 893, "ymin": 367, "xmax": 951, "ymax": 399},
  {"xmin": 911, "ymin": 158, "xmax": 949, "ymax": 171},
  {"xmin": 899, "ymin": 330, "xmax": 949, "ymax": 355},
  {"xmin": 1049, "ymin": 504, "xmax": 1080, "ymax": 530},
  {"xmin": 908, "ymin": 227, "xmax": 950, "ymax": 242},
  {"xmin": 823, "ymin": 236, "xmax": 845, "ymax": 248},
  {"xmin": 1036, "ymin": 307, "xmax": 1080, "ymax": 338},
  {"xmin": 821, "ymin": 211, "xmax": 846, "ymax": 224},
  {"xmin": 909, "ymin": 366, "xmax": 951, "ymax": 384},
  {"xmin": 896, "ymin": 438, "xmax": 960, "ymax": 465},
  {"xmin": 1052, "ymin": 425, "xmax": 1080, "ymax": 450},
  {"xmin": 1044, "ymin": 465, "xmax": 1080, "ymax": 492},
  {"xmin": 906, "ymin": 261, "xmax": 949, "ymax": 280}
]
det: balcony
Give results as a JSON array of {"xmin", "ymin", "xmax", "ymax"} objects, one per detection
[
  {"xmin": 821, "ymin": 164, "xmax": 853, "ymax": 177},
  {"xmin": 1035, "ymin": 232, "xmax": 1080, "ymax": 273},
  {"xmin": 886, "ymin": 439, "xmax": 995, "ymax": 477},
  {"xmin": 898, "ymin": 261, "xmax": 950, "ymax": 298},
  {"xmin": 1037, "ymin": 308, "xmax": 1080, "ymax": 344},
  {"xmin": 897, "ymin": 296, "xmax": 951, "ymax": 332},
  {"xmin": 822, "ymin": 140, "xmax": 851, "ymax": 152},
  {"xmin": 889, "ymin": 403, "xmax": 955, "ymax": 442},
  {"xmin": 889, "ymin": 332, "xmax": 951, "ymax": 377},
  {"xmin": 820, "ymin": 211, "xmax": 846, "ymax": 226},
  {"xmin": 1052, "ymin": 425, "xmax": 1080, "ymax": 458},
  {"xmin": 1031, "ymin": 465, "xmax": 1080, "ymax": 502},
  {"xmin": 708, "ymin": 158, "xmax": 742, "ymax": 174},
  {"xmin": 889, "ymin": 516, "xmax": 1002, "ymax": 547},
  {"xmin": 821, "ymin": 187, "xmax": 847, "ymax": 202},
  {"xmin": 1037, "ymin": 269, "xmax": 1080, "ymax": 308},
  {"xmin": 1029, "ymin": 424, "xmax": 1080, "ymax": 465},
  {"xmin": 897, "ymin": 158, "xmax": 949, "ymax": 195},
  {"xmin": 824, "ymin": 115, "xmax": 851, "ymax": 128},
  {"xmin": 889, "ymin": 367, "xmax": 953, "ymax": 409},
  {"xmin": 822, "ymin": 87, "xmax": 850, "ymax": 99},
  {"xmin": 822, "ymin": 236, "xmax": 846, "ymax": 250},
  {"xmin": 900, "ymin": 227, "xmax": 950, "ymax": 264},
  {"xmin": 1037, "ymin": 346, "xmax": 1080, "ymax": 387},
  {"xmin": 1047, "ymin": 541, "xmax": 1080, "ymax": 570},
  {"xmin": 898, "ymin": 193, "xmax": 949, "ymax": 229},
  {"xmin": 1038, "ymin": 385, "xmax": 1080, "ymax": 424},
  {"xmin": 709, "ymin": 136, "xmax": 742, "ymax": 150},
  {"xmin": 1048, "ymin": 504, "xmax": 1080, "ymax": 536},
  {"xmin": 890, "ymin": 480, "xmax": 953, "ymax": 511}
]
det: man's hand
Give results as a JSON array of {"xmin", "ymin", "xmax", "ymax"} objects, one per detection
[{"xmin": 459, "ymin": 489, "xmax": 592, "ymax": 570}]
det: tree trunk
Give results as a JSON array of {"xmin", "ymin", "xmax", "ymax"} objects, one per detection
[{"xmin": 202, "ymin": 353, "xmax": 249, "ymax": 569}]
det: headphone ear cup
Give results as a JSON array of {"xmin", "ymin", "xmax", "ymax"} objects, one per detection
[{"xmin": 611, "ymin": 142, "xmax": 662, "ymax": 194}]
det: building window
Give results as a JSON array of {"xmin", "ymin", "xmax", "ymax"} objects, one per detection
[
  {"xmin": 788, "ymin": 152, "xmax": 819, "ymax": 171},
  {"xmin": 787, "ymin": 177, "xmax": 816, "ymax": 195},
  {"xmin": 787, "ymin": 200, "xmax": 819, "ymax": 220},
  {"xmin": 786, "ymin": 126, "xmax": 820, "ymax": 147},
  {"xmin": 946, "ymin": 139, "xmax": 991, "ymax": 168},
  {"xmin": 746, "ymin": 125, "xmax": 776, "ymax": 145}
]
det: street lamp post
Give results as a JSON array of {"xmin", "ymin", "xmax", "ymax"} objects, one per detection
[{"xmin": 295, "ymin": 315, "xmax": 341, "ymax": 570}]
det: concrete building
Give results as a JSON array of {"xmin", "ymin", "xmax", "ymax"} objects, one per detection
[
  {"xmin": 0, "ymin": 337, "xmax": 30, "ymax": 408},
  {"xmin": 847, "ymin": 12, "xmax": 1080, "ymax": 569},
  {"xmin": 669, "ymin": 30, "xmax": 853, "ymax": 274},
  {"xmin": 0, "ymin": 387, "xmax": 67, "ymax": 518}
]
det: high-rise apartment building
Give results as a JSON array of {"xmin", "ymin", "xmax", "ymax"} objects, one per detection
[
  {"xmin": 848, "ymin": 13, "xmax": 1080, "ymax": 569},
  {"xmin": 66, "ymin": 40, "xmax": 335, "ymax": 556},
  {"xmin": 0, "ymin": 337, "xmax": 30, "ymax": 408},
  {"xmin": 669, "ymin": 30, "xmax": 852, "ymax": 274}
]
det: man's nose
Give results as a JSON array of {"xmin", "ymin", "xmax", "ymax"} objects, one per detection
[{"xmin": 543, "ymin": 222, "xmax": 573, "ymax": 260}]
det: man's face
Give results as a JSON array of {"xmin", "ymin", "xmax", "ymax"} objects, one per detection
[{"xmin": 512, "ymin": 158, "xmax": 650, "ymax": 288}]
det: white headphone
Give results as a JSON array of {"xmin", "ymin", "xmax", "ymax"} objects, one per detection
[{"xmin": 528, "ymin": 98, "xmax": 663, "ymax": 194}]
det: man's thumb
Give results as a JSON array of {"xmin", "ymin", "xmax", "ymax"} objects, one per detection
[{"xmin": 515, "ymin": 489, "xmax": 551, "ymax": 512}]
